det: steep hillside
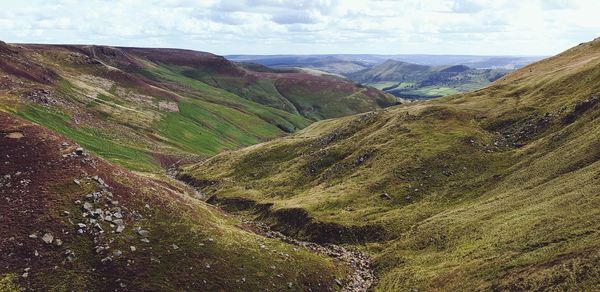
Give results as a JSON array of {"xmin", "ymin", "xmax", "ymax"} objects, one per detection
[
  {"xmin": 0, "ymin": 112, "xmax": 345, "ymax": 291},
  {"xmin": 348, "ymin": 60, "xmax": 509, "ymax": 99},
  {"xmin": 183, "ymin": 38, "xmax": 600, "ymax": 290},
  {"xmin": 0, "ymin": 42, "xmax": 394, "ymax": 172},
  {"xmin": 118, "ymin": 47, "xmax": 397, "ymax": 120}
]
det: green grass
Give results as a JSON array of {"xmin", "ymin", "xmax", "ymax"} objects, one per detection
[
  {"xmin": 155, "ymin": 99, "xmax": 288, "ymax": 154},
  {"xmin": 0, "ymin": 274, "xmax": 20, "ymax": 292},
  {"xmin": 5, "ymin": 57, "xmax": 312, "ymax": 173},
  {"xmin": 155, "ymin": 63, "xmax": 396, "ymax": 121},
  {"xmin": 146, "ymin": 64, "xmax": 310, "ymax": 130},
  {"xmin": 389, "ymin": 86, "xmax": 460, "ymax": 98},
  {"xmin": 367, "ymin": 81, "xmax": 414, "ymax": 91},
  {"xmin": 16, "ymin": 105, "xmax": 161, "ymax": 172},
  {"xmin": 184, "ymin": 38, "xmax": 600, "ymax": 290}
]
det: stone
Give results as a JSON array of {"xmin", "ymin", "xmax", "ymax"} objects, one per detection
[
  {"xmin": 113, "ymin": 212, "xmax": 123, "ymax": 219},
  {"xmin": 113, "ymin": 250, "xmax": 122, "ymax": 257},
  {"xmin": 137, "ymin": 229, "xmax": 149, "ymax": 237},
  {"xmin": 94, "ymin": 223, "xmax": 104, "ymax": 232},
  {"xmin": 171, "ymin": 244, "xmax": 179, "ymax": 250},
  {"xmin": 28, "ymin": 234, "xmax": 37, "ymax": 239},
  {"xmin": 113, "ymin": 219, "xmax": 124, "ymax": 226},
  {"xmin": 141, "ymin": 238, "xmax": 150, "ymax": 243},
  {"xmin": 41, "ymin": 233, "xmax": 54, "ymax": 244},
  {"xmin": 74, "ymin": 147, "xmax": 84, "ymax": 156},
  {"xmin": 83, "ymin": 202, "xmax": 93, "ymax": 211},
  {"xmin": 380, "ymin": 192, "xmax": 392, "ymax": 200},
  {"xmin": 116, "ymin": 225, "xmax": 125, "ymax": 233},
  {"xmin": 77, "ymin": 223, "xmax": 87, "ymax": 229},
  {"xmin": 130, "ymin": 246, "xmax": 136, "ymax": 252},
  {"xmin": 101, "ymin": 256, "xmax": 112, "ymax": 264},
  {"xmin": 54, "ymin": 239, "xmax": 63, "ymax": 246}
]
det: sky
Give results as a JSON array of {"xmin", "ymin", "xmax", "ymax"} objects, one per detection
[{"xmin": 0, "ymin": 0, "xmax": 598, "ymax": 56}]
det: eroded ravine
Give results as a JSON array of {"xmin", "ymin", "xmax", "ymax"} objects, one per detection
[
  {"xmin": 241, "ymin": 219, "xmax": 376, "ymax": 292},
  {"xmin": 171, "ymin": 169, "xmax": 376, "ymax": 291}
]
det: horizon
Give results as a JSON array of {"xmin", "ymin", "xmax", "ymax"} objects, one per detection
[
  {"xmin": 4, "ymin": 41, "xmax": 549, "ymax": 57},
  {"xmin": 0, "ymin": 0, "xmax": 598, "ymax": 56}
]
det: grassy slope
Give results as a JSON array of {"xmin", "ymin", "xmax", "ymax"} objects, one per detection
[
  {"xmin": 349, "ymin": 60, "xmax": 508, "ymax": 99},
  {"xmin": 0, "ymin": 44, "xmax": 314, "ymax": 172},
  {"xmin": 0, "ymin": 112, "xmax": 343, "ymax": 291},
  {"xmin": 184, "ymin": 38, "xmax": 600, "ymax": 290},
  {"xmin": 164, "ymin": 62, "xmax": 398, "ymax": 120}
]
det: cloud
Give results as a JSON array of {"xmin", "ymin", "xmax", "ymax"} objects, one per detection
[
  {"xmin": 271, "ymin": 11, "xmax": 317, "ymax": 24},
  {"xmin": 0, "ymin": 0, "xmax": 597, "ymax": 55},
  {"xmin": 451, "ymin": 0, "xmax": 485, "ymax": 13}
]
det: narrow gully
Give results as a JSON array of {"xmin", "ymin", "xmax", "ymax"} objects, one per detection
[{"xmin": 170, "ymin": 168, "xmax": 376, "ymax": 292}]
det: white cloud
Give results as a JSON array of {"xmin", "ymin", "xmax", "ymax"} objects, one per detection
[{"xmin": 0, "ymin": 0, "xmax": 597, "ymax": 55}]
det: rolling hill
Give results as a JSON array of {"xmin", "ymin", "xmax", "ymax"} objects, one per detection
[
  {"xmin": 347, "ymin": 60, "xmax": 509, "ymax": 99},
  {"xmin": 227, "ymin": 55, "xmax": 371, "ymax": 75},
  {"xmin": 183, "ymin": 37, "xmax": 600, "ymax": 290},
  {"xmin": 0, "ymin": 111, "xmax": 345, "ymax": 291},
  {"xmin": 0, "ymin": 42, "xmax": 396, "ymax": 172},
  {"xmin": 227, "ymin": 55, "xmax": 531, "ymax": 100},
  {"xmin": 226, "ymin": 54, "xmax": 543, "ymax": 72}
]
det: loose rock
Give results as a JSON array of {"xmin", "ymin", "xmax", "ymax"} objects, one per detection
[{"xmin": 41, "ymin": 233, "xmax": 54, "ymax": 244}]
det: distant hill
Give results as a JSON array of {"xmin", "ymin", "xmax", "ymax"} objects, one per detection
[
  {"xmin": 226, "ymin": 55, "xmax": 371, "ymax": 75},
  {"xmin": 347, "ymin": 59, "xmax": 510, "ymax": 99},
  {"xmin": 226, "ymin": 54, "xmax": 543, "ymax": 72},
  {"xmin": 227, "ymin": 54, "xmax": 541, "ymax": 100}
]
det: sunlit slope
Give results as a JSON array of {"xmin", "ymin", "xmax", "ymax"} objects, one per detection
[
  {"xmin": 184, "ymin": 38, "xmax": 600, "ymax": 290},
  {"xmin": 1, "ymin": 43, "xmax": 348, "ymax": 172},
  {"xmin": 0, "ymin": 112, "xmax": 344, "ymax": 291},
  {"xmin": 118, "ymin": 46, "xmax": 398, "ymax": 120}
]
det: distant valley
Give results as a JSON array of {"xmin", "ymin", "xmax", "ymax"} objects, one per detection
[{"xmin": 228, "ymin": 54, "xmax": 544, "ymax": 99}]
